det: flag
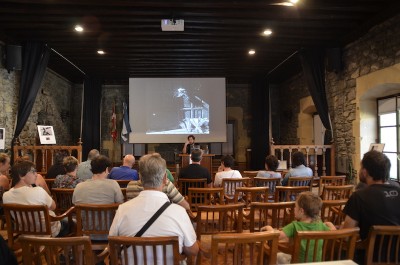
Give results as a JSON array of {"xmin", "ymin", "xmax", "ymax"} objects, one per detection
[
  {"xmin": 121, "ymin": 101, "xmax": 132, "ymax": 142},
  {"xmin": 111, "ymin": 102, "xmax": 117, "ymax": 142}
]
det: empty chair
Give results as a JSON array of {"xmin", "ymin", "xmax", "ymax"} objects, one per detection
[
  {"xmin": 253, "ymin": 177, "xmax": 281, "ymax": 201},
  {"xmin": 177, "ymin": 178, "xmax": 207, "ymax": 197},
  {"xmin": 291, "ymin": 227, "xmax": 360, "ymax": 263},
  {"xmin": 243, "ymin": 171, "xmax": 259, "ymax": 186},
  {"xmin": 234, "ymin": 186, "xmax": 268, "ymax": 208},
  {"xmin": 321, "ymin": 200, "xmax": 347, "ymax": 227},
  {"xmin": 20, "ymin": 235, "xmax": 97, "ymax": 265},
  {"xmin": 274, "ymin": 186, "xmax": 310, "ymax": 202},
  {"xmin": 187, "ymin": 187, "xmax": 224, "ymax": 213},
  {"xmin": 320, "ymin": 184, "xmax": 354, "ymax": 200},
  {"xmin": 319, "ymin": 175, "xmax": 346, "ymax": 195},
  {"xmin": 288, "ymin": 176, "xmax": 313, "ymax": 190},
  {"xmin": 249, "ymin": 202, "xmax": 295, "ymax": 232},
  {"xmin": 108, "ymin": 236, "xmax": 181, "ymax": 265},
  {"xmin": 221, "ymin": 177, "xmax": 251, "ymax": 203},
  {"xmin": 210, "ymin": 231, "xmax": 280, "ymax": 265},
  {"xmin": 51, "ymin": 188, "xmax": 74, "ymax": 214}
]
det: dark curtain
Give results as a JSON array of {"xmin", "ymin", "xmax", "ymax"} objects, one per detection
[
  {"xmin": 299, "ymin": 48, "xmax": 332, "ymax": 143},
  {"xmin": 82, "ymin": 77, "xmax": 102, "ymax": 159},
  {"xmin": 250, "ymin": 76, "xmax": 270, "ymax": 170},
  {"xmin": 12, "ymin": 42, "xmax": 50, "ymax": 157}
]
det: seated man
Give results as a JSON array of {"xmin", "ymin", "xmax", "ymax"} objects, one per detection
[
  {"xmin": 109, "ymin": 153, "xmax": 199, "ymax": 263},
  {"xmin": 76, "ymin": 149, "xmax": 99, "ymax": 180},
  {"xmin": 108, "ymin": 154, "xmax": 139, "ymax": 181},
  {"xmin": 281, "ymin": 151, "xmax": 313, "ymax": 186}
]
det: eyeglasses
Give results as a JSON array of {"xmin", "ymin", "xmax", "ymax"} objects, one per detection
[{"xmin": 30, "ymin": 168, "xmax": 37, "ymax": 174}]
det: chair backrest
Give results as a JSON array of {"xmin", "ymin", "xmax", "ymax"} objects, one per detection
[
  {"xmin": 243, "ymin": 171, "xmax": 259, "ymax": 186},
  {"xmin": 44, "ymin": 178, "xmax": 55, "ymax": 193},
  {"xmin": 116, "ymin": 180, "xmax": 131, "ymax": 188},
  {"xmin": 234, "ymin": 187, "xmax": 268, "ymax": 207},
  {"xmin": 177, "ymin": 178, "xmax": 207, "ymax": 197},
  {"xmin": 291, "ymin": 227, "xmax": 359, "ymax": 263},
  {"xmin": 288, "ymin": 176, "xmax": 313, "ymax": 189},
  {"xmin": 253, "ymin": 177, "xmax": 281, "ymax": 200},
  {"xmin": 321, "ymin": 200, "xmax": 347, "ymax": 227},
  {"xmin": 121, "ymin": 188, "xmax": 128, "ymax": 202},
  {"xmin": 195, "ymin": 203, "xmax": 244, "ymax": 240},
  {"xmin": 221, "ymin": 177, "xmax": 250, "ymax": 203},
  {"xmin": 320, "ymin": 184, "xmax": 354, "ymax": 200},
  {"xmin": 108, "ymin": 236, "xmax": 180, "ymax": 265},
  {"xmin": 210, "ymin": 231, "xmax": 280, "ymax": 265},
  {"xmin": 274, "ymin": 186, "xmax": 310, "ymax": 202},
  {"xmin": 365, "ymin": 225, "xmax": 400, "ymax": 265},
  {"xmin": 319, "ymin": 176, "xmax": 346, "ymax": 195},
  {"xmin": 75, "ymin": 203, "xmax": 120, "ymax": 237},
  {"xmin": 20, "ymin": 235, "xmax": 95, "ymax": 265},
  {"xmin": 188, "ymin": 187, "xmax": 224, "ymax": 212},
  {"xmin": 3, "ymin": 204, "xmax": 52, "ymax": 248},
  {"xmin": 51, "ymin": 188, "xmax": 74, "ymax": 214},
  {"xmin": 249, "ymin": 202, "xmax": 295, "ymax": 232}
]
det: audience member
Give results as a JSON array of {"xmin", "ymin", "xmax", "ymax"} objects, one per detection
[
  {"xmin": 46, "ymin": 150, "xmax": 67, "ymax": 179},
  {"xmin": 342, "ymin": 150, "xmax": 400, "ymax": 264},
  {"xmin": 182, "ymin": 134, "xmax": 196, "ymax": 154},
  {"xmin": 73, "ymin": 155, "xmax": 124, "ymax": 205},
  {"xmin": 214, "ymin": 155, "xmax": 242, "ymax": 187},
  {"xmin": 76, "ymin": 149, "xmax": 99, "ymax": 180},
  {"xmin": 3, "ymin": 161, "xmax": 71, "ymax": 237},
  {"xmin": 109, "ymin": 153, "xmax": 199, "ymax": 263},
  {"xmin": 265, "ymin": 191, "xmax": 335, "ymax": 264},
  {"xmin": 53, "ymin": 156, "xmax": 84, "ymax": 188},
  {"xmin": 178, "ymin": 149, "xmax": 212, "ymax": 192},
  {"xmin": 166, "ymin": 168, "xmax": 175, "ymax": 183},
  {"xmin": 0, "ymin": 153, "xmax": 10, "ymax": 191},
  {"xmin": 256, "ymin": 155, "xmax": 282, "ymax": 179},
  {"xmin": 16, "ymin": 156, "xmax": 51, "ymax": 195},
  {"xmin": 108, "ymin": 154, "xmax": 139, "ymax": 181},
  {"xmin": 281, "ymin": 151, "xmax": 313, "ymax": 186}
]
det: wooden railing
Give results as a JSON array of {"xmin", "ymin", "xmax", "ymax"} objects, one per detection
[
  {"xmin": 270, "ymin": 144, "xmax": 335, "ymax": 177},
  {"xmin": 13, "ymin": 142, "xmax": 82, "ymax": 175}
]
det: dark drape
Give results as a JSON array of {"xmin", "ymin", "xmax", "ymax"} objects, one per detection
[
  {"xmin": 12, "ymin": 42, "xmax": 50, "ymax": 149},
  {"xmin": 250, "ymin": 76, "xmax": 270, "ymax": 170},
  {"xmin": 82, "ymin": 77, "xmax": 102, "ymax": 159},
  {"xmin": 299, "ymin": 48, "xmax": 332, "ymax": 143}
]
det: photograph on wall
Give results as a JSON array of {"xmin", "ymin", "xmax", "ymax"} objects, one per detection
[
  {"xmin": 37, "ymin": 125, "xmax": 56, "ymax": 144},
  {"xmin": 369, "ymin": 143, "xmax": 385, "ymax": 152},
  {"xmin": 0, "ymin": 128, "xmax": 4, "ymax": 149}
]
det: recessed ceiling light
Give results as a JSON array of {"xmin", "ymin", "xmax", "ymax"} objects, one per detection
[
  {"xmin": 97, "ymin": 50, "xmax": 105, "ymax": 55},
  {"xmin": 263, "ymin": 29, "xmax": 273, "ymax": 36},
  {"xmin": 74, "ymin": 25, "xmax": 84, "ymax": 32},
  {"xmin": 289, "ymin": 0, "xmax": 299, "ymax": 4},
  {"xmin": 248, "ymin": 49, "xmax": 256, "ymax": 55}
]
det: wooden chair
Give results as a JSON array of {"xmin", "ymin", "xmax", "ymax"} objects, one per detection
[
  {"xmin": 3, "ymin": 204, "xmax": 75, "ymax": 250},
  {"xmin": 221, "ymin": 177, "xmax": 251, "ymax": 203},
  {"xmin": 210, "ymin": 231, "xmax": 280, "ymax": 265},
  {"xmin": 318, "ymin": 175, "xmax": 346, "ymax": 195},
  {"xmin": 44, "ymin": 178, "xmax": 55, "ymax": 193},
  {"xmin": 321, "ymin": 200, "xmax": 347, "ymax": 227},
  {"xmin": 243, "ymin": 171, "xmax": 259, "ymax": 186},
  {"xmin": 187, "ymin": 187, "xmax": 224, "ymax": 212},
  {"xmin": 274, "ymin": 186, "xmax": 310, "ymax": 202},
  {"xmin": 121, "ymin": 188, "xmax": 128, "ymax": 202},
  {"xmin": 291, "ymin": 227, "xmax": 360, "ymax": 263},
  {"xmin": 362, "ymin": 225, "xmax": 400, "ymax": 265},
  {"xmin": 108, "ymin": 236, "xmax": 181, "ymax": 265},
  {"xmin": 248, "ymin": 202, "xmax": 295, "ymax": 232},
  {"xmin": 233, "ymin": 186, "xmax": 268, "ymax": 208},
  {"xmin": 20, "ymin": 235, "xmax": 98, "ymax": 265},
  {"xmin": 116, "ymin": 180, "xmax": 131, "ymax": 188},
  {"xmin": 253, "ymin": 177, "xmax": 281, "ymax": 201},
  {"xmin": 51, "ymin": 188, "xmax": 74, "ymax": 215},
  {"xmin": 177, "ymin": 178, "xmax": 207, "ymax": 197},
  {"xmin": 75, "ymin": 203, "xmax": 120, "ymax": 251},
  {"xmin": 320, "ymin": 184, "xmax": 354, "ymax": 200},
  {"xmin": 288, "ymin": 176, "xmax": 313, "ymax": 190}
]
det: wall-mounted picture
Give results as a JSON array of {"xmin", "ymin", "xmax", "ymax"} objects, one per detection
[
  {"xmin": 37, "ymin": 125, "xmax": 56, "ymax": 144},
  {"xmin": 369, "ymin": 143, "xmax": 385, "ymax": 152},
  {"xmin": 0, "ymin": 128, "xmax": 4, "ymax": 149}
]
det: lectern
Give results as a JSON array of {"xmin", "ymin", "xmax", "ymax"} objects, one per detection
[{"xmin": 179, "ymin": 154, "xmax": 215, "ymax": 174}]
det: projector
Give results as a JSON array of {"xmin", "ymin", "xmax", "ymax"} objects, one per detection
[{"xmin": 161, "ymin": 19, "xmax": 184, "ymax": 31}]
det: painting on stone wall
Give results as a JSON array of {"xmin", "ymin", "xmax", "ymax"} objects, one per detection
[
  {"xmin": 37, "ymin": 125, "xmax": 56, "ymax": 144},
  {"xmin": 0, "ymin": 128, "xmax": 4, "ymax": 149},
  {"xmin": 369, "ymin": 143, "xmax": 385, "ymax": 152}
]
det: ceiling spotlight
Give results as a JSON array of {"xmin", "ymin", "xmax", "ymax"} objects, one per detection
[
  {"xmin": 263, "ymin": 29, "xmax": 273, "ymax": 36},
  {"xmin": 97, "ymin": 50, "xmax": 105, "ymax": 55},
  {"xmin": 289, "ymin": 0, "xmax": 299, "ymax": 4},
  {"xmin": 248, "ymin": 49, "xmax": 256, "ymax": 55},
  {"xmin": 74, "ymin": 25, "xmax": 84, "ymax": 32}
]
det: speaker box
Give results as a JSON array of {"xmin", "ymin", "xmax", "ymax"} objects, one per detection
[
  {"xmin": 6, "ymin": 45, "xmax": 22, "ymax": 71},
  {"xmin": 326, "ymin": 48, "xmax": 342, "ymax": 73}
]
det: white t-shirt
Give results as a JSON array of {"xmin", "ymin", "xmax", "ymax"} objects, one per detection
[
  {"xmin": 3, "ymin": 186, "xmax": 60, "ymax": 237},
  {"xmin": 109, "ymin": 190, "xmax": 197, "ymax": 264},
  {"xmin": 214, "ymin": 170, "xmax": 242, "ymax": 187},
  {"xmin": 256, "ymin": 171, "xmax": 281, "ymax": 178}
]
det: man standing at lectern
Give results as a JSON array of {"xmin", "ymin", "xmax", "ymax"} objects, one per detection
[
  {"xmin": 182, "ymin": 135, "xmax": 195, "ymax": 154},
  {"xmin": 179, "ymin": 149, "xmax": 212, "ymax": 190}
]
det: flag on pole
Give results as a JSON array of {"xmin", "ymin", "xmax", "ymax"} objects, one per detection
[
  {"xmin": 121, "ymin": 101, "xmax": 132, "ymax": 142},
  {"xmin": 111, "ymin": 102, "xmax": 118, "ymax": 142}
]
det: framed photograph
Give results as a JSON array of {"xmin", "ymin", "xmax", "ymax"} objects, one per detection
[
  {"xmin": 0, "ymin": 128, "xmax": 4, "ymax": 149},
  {"xmin": 37, "ymin": 125, "xmax": 56, "ymax": 144},
  {"xmin": 369, "ymin": 143, "xmax": 385, "ymax": 152}
]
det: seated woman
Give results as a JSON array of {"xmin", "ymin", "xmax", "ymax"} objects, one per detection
[
  {"xmin": 3, "ymin": 160, "xmax": 71, "ymax": 237},
  {"xmin": 0, "ymin": 153, "xmax": 11, "ymax": 191},
  {"xmin": 281, "ymin": 151, "xmax": 313, "ymax": 186},
  {"xmin": 16, "ymin": 156, "xmax": 51, "ymax": 195},
  {"xmin": 214, "ymin": 155, "xmax": 242, "ymax": 197},
  {"xmin": 256, "ymin": 155, "xmax": 281, "ymax": 178},
  {"xmin": 53, "ymin": 156, "xmax": 84, "ymax": 188}
]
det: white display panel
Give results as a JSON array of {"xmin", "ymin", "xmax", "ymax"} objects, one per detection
[{"xmin": 129, "ymin": 78, "xmax": 227, "ymax": 143}]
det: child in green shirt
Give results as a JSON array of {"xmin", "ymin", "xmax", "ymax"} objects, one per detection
[{"xmin": 265, "ymin": 191, "xmax": 336, "ymax": 263}]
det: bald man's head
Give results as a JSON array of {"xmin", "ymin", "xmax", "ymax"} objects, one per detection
[{"xmin": 123, "ymin": 154, "xmax": 136, "ymax": 167}]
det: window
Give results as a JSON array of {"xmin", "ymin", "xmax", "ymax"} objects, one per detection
[{"xmin": 378, "ymin": 95, "xmax": 400, "ymax": 180}]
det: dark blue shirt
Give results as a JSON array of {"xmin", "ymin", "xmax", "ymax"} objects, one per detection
[{"xmin": 108, "ymin": 166, "xmax": 139, "ymax": 181}]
